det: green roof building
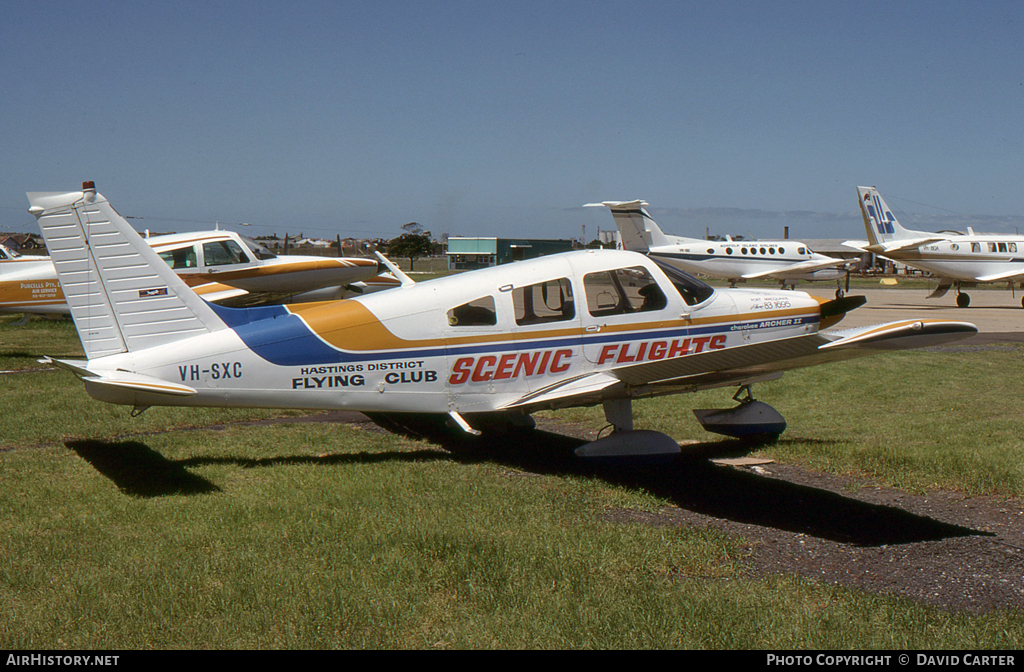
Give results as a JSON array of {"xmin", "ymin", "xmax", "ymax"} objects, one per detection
[{"xmin": 446, "ymin": 237, "xmax": 576, "ymax": 270}]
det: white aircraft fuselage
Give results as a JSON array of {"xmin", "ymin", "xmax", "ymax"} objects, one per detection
[
  {"xmin": 29, "ymin": 184, "xmax": 977, "ymax": 449},
  {"xmin": 646, "ymin": 238, "xmax": 845, "ymax": 284},
  {"xmin": 587, "ymin": 201, "xmax": 849, "ymax": 291},
  {"xmin": 851, "ymin": 186, "xmax": 1024, "ymax": 307},
  {"xmin": 77, "ymin": 251, "xmax": 826, "ymax": 414}
]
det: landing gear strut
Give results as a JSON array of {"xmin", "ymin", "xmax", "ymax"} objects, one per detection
[{"xmin": 574, "ymin": 398, "xmax": 681, "ymax": 463}]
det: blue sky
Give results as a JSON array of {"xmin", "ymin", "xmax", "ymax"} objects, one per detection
[{"xmin": 2, "ymin": 1, "xmax": 1023, "ymax": 242}]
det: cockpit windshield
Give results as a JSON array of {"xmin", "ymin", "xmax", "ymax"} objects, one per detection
[
  {"xmin": 241, "ymin": 236, "xmax": 277, "ymax": 260},
  {"xmin": 650, "ymin": 257, "xmax": 715, "ymax": 306}
]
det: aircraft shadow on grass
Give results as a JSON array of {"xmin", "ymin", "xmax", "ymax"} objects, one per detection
[
  {"xmin": 67, "ymin": 421, "xmax": 985, "ymax": 548},
  {"xmin": 65, "ymin": 437, "xmax": 449, "ymax": 499}
]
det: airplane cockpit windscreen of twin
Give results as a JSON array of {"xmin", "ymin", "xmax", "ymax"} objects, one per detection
[
  {"xmin": 241, "ymin": 236, "xmax": 278, "ymax": 260},
  {"xmin": 650, "ymin": 257, "xmax": 715, "ymax": 306}
]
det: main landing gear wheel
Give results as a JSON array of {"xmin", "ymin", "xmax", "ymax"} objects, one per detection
[
  {"xmin": 692, "ymin": 385, "xmax": 787, "ymax": 443},
  {"xmin": 956, "ymin": 293, "xmax": 971, "ymax": 308}
]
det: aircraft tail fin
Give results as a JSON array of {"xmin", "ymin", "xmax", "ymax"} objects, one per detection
[
  {"xmin": 857, "ymin": 186, "xmax": 921, "ymax": 246},
  {"xmin": 28, "ymin": 183, "xmax": 226, "ymax": 360},
  {"xmin": 584, "ymin": 200, "xmax": 673, "ymax": 251}
]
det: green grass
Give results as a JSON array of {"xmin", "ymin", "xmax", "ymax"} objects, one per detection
[
  {"xmin": 1, "ymin": 317, "xmax": 1023, "ymax": 648},
  {"xmin": 564, "ymin": 347, "xmax": 1024, "ymax": 497}
]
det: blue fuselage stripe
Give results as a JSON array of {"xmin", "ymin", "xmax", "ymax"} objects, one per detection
[{"xmin": 216, "ymin": 303, "xmax": 820, "ymax": 366}]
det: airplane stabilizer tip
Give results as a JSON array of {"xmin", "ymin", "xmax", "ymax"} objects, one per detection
[{"xmin": 574, "ymin": 430, "xmax": 681, "ymax": 465}]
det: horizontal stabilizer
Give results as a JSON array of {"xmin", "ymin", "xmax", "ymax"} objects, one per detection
[
  {"xmin": 82, "ymin": 373, "xmax": 198, "ymax": 397},
  {"xmin": 865, "ymin": 237, "xmax": 949, "ymax": 254},
  {"xmin": 41, "ymin": 357, "xmax": 197, "ymax": 396}
]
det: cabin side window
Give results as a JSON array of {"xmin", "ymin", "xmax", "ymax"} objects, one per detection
[
  {"xmin": 971, "ymin": 242, "xmax": 981, "ymax": 253},
  {"xmin": 583, "ymin": 266, "xmax": 668, "ymax": 317},
  {"xmin": 447, "ymin": 296, "xmax": 497, "ymax": 327},
  {"xmin": 203, "ymin": 240, "xmax": 251, "ymax": 266},
  {"xmin": 158, "ymin": 245, "xmax": 198, "ymax": 269},
  {"xmin": 513, "ymin": 278, "xmax": 575, "ymax": 326}
]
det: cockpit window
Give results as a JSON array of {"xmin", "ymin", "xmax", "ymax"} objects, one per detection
[
  {"xmin": 203, "ymin": 240, "xmax": 250, "ymax": 266},
  {"xmin": 242, "ymin": 236, "xmax": 277, "ymax": 260},
  {"xmin": 583, "ymin": 266, "xmax": 668, "ymax": 317},
  {"xmin": 447, "ymin": 296, "xmax": 497, "ymax": 327},
  {"xmin": 650, "ymin": 257, "xmax": 715, "ymax": 306}
]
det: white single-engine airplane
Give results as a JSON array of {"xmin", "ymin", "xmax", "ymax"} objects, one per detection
[
  {"xmin": 28, "ymin": 184, "xmax": 977, "ymax": 459},
  {"xmin": 587, "ymin": 200, "xmax": 852, "ymax": 297},
  {"xmin": 0, "ymin": 213, "xmax": 391, "ymax": 315},
  {"xmin": 848, "ymin": 186, "xmax": 1024, "ymax": 308}
]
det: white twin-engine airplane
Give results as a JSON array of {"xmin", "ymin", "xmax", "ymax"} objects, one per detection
[
  {"xmin": 1, "ymin": 191, "xmax": 391, "ymax": 315},
  {"xmin": 28, "ymin": 184, "xmax": 977, "ymax": 460},
  {"xmin": 587, "ymin": 200, "xmax": 852, "ymax": 297},
  {"xmin": 847, "ymin": 186, "xmax": 1024, "ymax": 308}
]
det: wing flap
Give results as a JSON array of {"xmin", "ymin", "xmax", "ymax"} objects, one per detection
[{"xmin": 501, "ymin": 372, "xmax": 621, "ymax": 409}]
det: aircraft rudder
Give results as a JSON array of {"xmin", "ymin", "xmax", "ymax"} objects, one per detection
[
  {"xmin": 28, "ymin": 182, "xmax": 227, "ymax": 359},
  {"xmin": 585, "ymin": 200, "xmax": 673, "ymax": 252},
  {"xmin": 857, "ymin": 185, "xmax": 914, "ymax": 243}
]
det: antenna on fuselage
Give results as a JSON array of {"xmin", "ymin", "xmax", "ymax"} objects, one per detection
[{"xmin": 374, "ymin": 251, "xmax": 416, "ymax": 287}]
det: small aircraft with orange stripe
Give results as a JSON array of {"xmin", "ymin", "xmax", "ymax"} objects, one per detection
[
  {"xmin": 0, "ymin": 216, "xmax": 391, "ymax": 316},
  {"xmin": 28, "ymin": 183, "xmax": 977, "ymax": 460}
]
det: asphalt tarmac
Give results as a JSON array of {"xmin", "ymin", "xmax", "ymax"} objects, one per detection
[{"xmin": 801, "ymin": 286, "xmax": 1024, "ymax": 342}]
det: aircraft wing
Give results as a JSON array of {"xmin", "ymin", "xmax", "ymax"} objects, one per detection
[
  {"xmin": 975, "ymin": 269, "xmax": 1024, "ymax": 283},
  {"xmin": 501, "ymin": 319, "xmax": 975, "ymax": 411},
  {"xmin": 610, "ymin": 319, "xmax": 975, "ymax": 391},
  {"xmin": 190, "ymin": 282, "xmax": 251, "ymax": 304},
  {"xmin": 740, "ymin": 257, "xmax": 849, "ymax": 280}
]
